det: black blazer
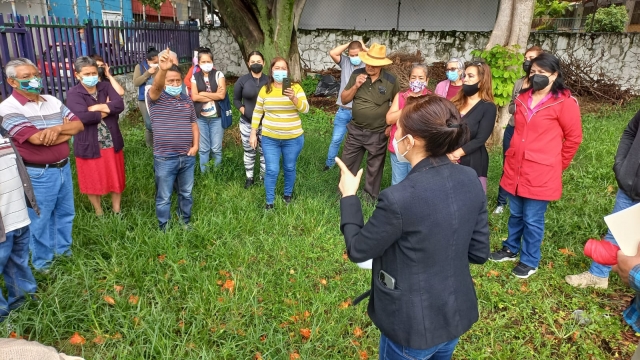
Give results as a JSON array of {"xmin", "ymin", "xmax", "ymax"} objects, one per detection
[
  {"xmin": 340, "ymin": 155, "xmax": 490, "ymax": 349},
  {"xmin": 614, "ymin": 109, "xmax": 640, "ymax": 201},
  {"xmin": 459, "ymin": 100, "xmax": 496, "ymax": 177}
]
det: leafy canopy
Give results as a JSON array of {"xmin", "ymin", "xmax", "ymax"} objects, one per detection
[
  {"xmin": 534, "ymin": 0, "xmax": 575, "ymax": 18},
  {"xmin": 585, "ymin": 4, "xmax": 629, "ymax": 32},
  {"xmin": 471, "ymin": 45, "xmax": 524, "ymax": 107}
]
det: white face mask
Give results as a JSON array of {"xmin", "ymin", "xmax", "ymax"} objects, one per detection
[
  {"xmin": 200, "ymin": 63, "xmax": 214, "ymax": 72},
  {"xmin": 149, "ymin": 63, "xmax": 159, "ymax": 68},
  {"xmin": 392, "ymin": 134, "xmax": 412, "ymax": 163}
]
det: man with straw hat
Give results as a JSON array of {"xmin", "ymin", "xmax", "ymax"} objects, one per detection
[{"xmin": 340, "ymin": 43, "xmax": 399, "ymax": 202}]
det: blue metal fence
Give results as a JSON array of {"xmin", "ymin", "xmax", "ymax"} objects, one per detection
[{"xmin": 0, "ymin": 13, "xmax": 199, "ymax": 100}]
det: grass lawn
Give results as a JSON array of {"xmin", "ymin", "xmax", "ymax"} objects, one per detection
[{"xmin": 1, "ymin": 87, "xmax": 639, "ymax": 359}]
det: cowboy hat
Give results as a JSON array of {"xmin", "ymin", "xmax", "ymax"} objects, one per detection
[{"xmin": 358, "ymin": 43, "xmax": 392, "ymax": 66}]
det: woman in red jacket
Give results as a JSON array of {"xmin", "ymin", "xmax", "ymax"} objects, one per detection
[{"xmin": 489, "ymin": 53, "xmax": 582, "ymax": 279}]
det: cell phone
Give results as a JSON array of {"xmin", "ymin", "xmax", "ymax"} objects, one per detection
[
  {"xmin": 282, "ymin": 77, "xmax": 291, "ymax": 92},
  {"xmin": 379, "ymin": 270, "xmax": 396, "ymax": 290}
]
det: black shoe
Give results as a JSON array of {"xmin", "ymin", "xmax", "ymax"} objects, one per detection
[
  {"xmin": 489, "ymin": 246, "xmax": 518, "ymax": 262},
  {"xmin": 265, "ymin": 204, "xmax": 274, "ymax": 210},
  {"xmin": 323, "ymin": 165, "xmax": 331, "ymax": 171},
  {"xmin": 283, "ymin": 195, "xmax": 292, "ymax": 204},
  {"xmin": 244, "ymin": 178, "xmax": 254, "ymax": 189},
  {"xmin": 512, "ymin": 262, "xmax": 537, "ymax": 279}
]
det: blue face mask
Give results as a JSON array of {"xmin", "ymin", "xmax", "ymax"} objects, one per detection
[
  {"xmin": 446, "ymin": 70, "xmax": 459, "ymax": 82},
  {"xmin": 165, "ymin": 85, "xmax": 182, "ymax": 97},
  {"xmin": 350, "ymin": 56, "xmax": 362, "ymax": 66},
  {"xmin": 81, "ymin": 75, "xmax": 99, "ymax": 87},
  {"xmin": 272, "ymin": 70, "xmax": 287, "ymax": 83}
]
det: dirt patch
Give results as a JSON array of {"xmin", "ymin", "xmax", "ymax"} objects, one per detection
[{"xmin": 309, "ymin": 96, "xmax": 339, "ymax": 113}]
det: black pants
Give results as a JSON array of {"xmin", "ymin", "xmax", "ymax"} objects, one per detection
[{"xmin": 341, "ymin": 123, "xmax": 387, "ymax": 199}]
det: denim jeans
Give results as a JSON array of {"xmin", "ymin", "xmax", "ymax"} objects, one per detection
[
  {"xmin": 154, "ymin": 155, "xmax": 195, "ymax": 229},
  {"xmin": 325, "ymin": 107, "xmax": 352, "ymax": 167},
  {"xmin": 262, "ymin": 135, "xmax": 305, "ymax": 205},
  {"xmin": 0, "ymin": 226, "xmax": 36, "ymax": 320},
  {"xmin": 26, "ymin": 162, "xmax": 75, "ymax": 270},
  {"xmin": 390, "ymin": 152, "xmax": 412, "ymax": 185},
  {"xmin": 196, "ymin": 116, "xmax": 223, "ymax": 172},
  {"xmin": 379, "ymin": 333, "xmax": 459, "ymax": 360},
  {"xmin": 496, "ymin": 124, "xmax": 515, "ymax": 206},
  {"xmin": 502, "ymin": 193, "xmax": 550, "ymax": 268},
  {"xmin": 590, "ymin": 189, "xmax": 639, "ymax": 278}
]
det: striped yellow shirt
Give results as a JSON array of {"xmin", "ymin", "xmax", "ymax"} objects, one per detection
[{"xmin": 251, "ymin": 83, "xmax": 309, "ymax": 139}]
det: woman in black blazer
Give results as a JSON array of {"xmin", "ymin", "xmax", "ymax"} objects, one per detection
[{"xmin": 336, "ymin": 95, "xmax": 490, "ymax": 360}]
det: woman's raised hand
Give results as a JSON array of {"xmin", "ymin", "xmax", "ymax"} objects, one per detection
[{"xmin": 335, "ymin": 157, "xmax": 363, "ymax": 197}]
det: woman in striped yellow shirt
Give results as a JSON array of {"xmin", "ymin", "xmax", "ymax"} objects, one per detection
[{"xmin": 250, "ymin": 57, "xmax": 309, "ymax": 210}]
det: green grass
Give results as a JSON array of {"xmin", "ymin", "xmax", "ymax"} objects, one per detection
[{"xmin": 2, "ymin": 91, "xmax": 639, "ymax": 359}]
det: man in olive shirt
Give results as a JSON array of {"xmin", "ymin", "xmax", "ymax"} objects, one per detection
[{"xmin": 340, "ymin": 43, "xmax": 399, "ymax": 201}]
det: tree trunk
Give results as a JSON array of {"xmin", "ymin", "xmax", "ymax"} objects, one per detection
[
  {"xmin": 486, "ymin": 0, "xmax": 514, "ymax": 49},
  {"xmin": 213, "ymin": 0, "xmax": 306, "ymax": 81},
  {"xmin": 508, "ymin": 0, "xmax": 535, "ymax": 49}
]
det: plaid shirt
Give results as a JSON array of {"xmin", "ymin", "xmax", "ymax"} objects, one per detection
[{"xmin": 624, "ymin": 264, "xmax": 640, "ymax": 333}]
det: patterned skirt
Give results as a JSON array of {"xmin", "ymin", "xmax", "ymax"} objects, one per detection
[{"xmin": 76, "ymin": 148, "xmax": 126, "ymax": 195}]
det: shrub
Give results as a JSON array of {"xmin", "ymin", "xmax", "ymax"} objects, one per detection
[
  {"xmin": 470, "ymin": 45, "xmax": 524, "ymax": 107},
  {"xmin": 585, "ymin": 5, "xmax": 629, "ymax": 33}
]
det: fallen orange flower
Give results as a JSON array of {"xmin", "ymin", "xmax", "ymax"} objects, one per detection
[
  {"xmin": 128, "ymin": 295, "xmax": 139, "ymax": 305},
  {"xmin": 299, "ymin": 328, "xmax": 311, "ymax": 340},
  {"xmin": 353, "ymin": 326, "xmax": 363, "ymax": 338},
  {"xmin": 69, "ymin": 332, "xmax": 86, "ymax": 345},
  {"xmin": 103, "ymin": 295, "xmax": 116, "ymax": 305},
  {"xmin": 222, "ymin": 279, "xmax": 235, "ymax": 293}
]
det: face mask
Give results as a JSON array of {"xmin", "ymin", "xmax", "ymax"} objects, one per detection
[
  {"xmin": 409, "ymin": 80, "xmax": 426, "ymax": 93},
  {"xmin": 350, "ymin": 56, "xmax": 362, "ymax": 66},
  {"xmin": 81, "ymin": 75, "xmax": 99, "ymax": 87},
  {"xmin": 15, "ymin": 77, "xmax": 42, "ymax": 94},
  {"xmin": 522, "ymin": 60, "xmax": 532, "ymax": 75},
  {"xmin": 149, "ymin": 63, "xmax": 159, "ymax": 68},
  {"xmin": 446, "ymin": 70, "xmax": 459, "ymax": 82},
  {"xmin": 200, "ymin": 63, "xmax": 214, "ymax": 73},
  {"xmin": 165, "ymin": 85, "xmax": 182, "ymax": 97},
  {"xmin": 392, "ymin": 135, "xmax": 411, "ymax": 163},
  {"xmin": 462, "ymin": 82, "xmax": 480, "ymax": 97},
  {"xmin": 272, "ymin": 70, "xmax": 287, "ymax": 83},
  {"xmin": 98, "ymin": 67, "xmax": 105, "ymax": 80},
  {"xmin": 249, "ymin": 63, "xmax": 263, "ymax": 74},
  {"xmin": 530, "ymin": 74, "xmax": 550, "ymax": 92}
]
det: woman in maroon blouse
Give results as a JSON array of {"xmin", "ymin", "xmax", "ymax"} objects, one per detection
[{"xmin": 66, "ymin": 56, "xmax": 125, "ymax": 216}]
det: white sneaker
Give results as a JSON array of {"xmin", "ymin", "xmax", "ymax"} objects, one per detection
[
  {"xmin": 493, "ymin": 205, "xmax": 505, "ymax": 214},
  {"xmin": 565, "ymin": 271, "xmax": 608, "ymax": 289}
]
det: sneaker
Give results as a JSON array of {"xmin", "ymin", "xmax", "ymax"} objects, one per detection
[
  {"xmin": 244, "ymin": 178, "xmax": 254, "ymax": 189},
  {"xmin": 493, "ymin": 205, "xmax": 505, "ymax": 214},
  {"xmin": 565, "ymin": 271, "xmax": 608, "ymax": 289},
  {"xmin": 489, "ymin": 246, "xmax": 518, "ymax": 262},
  {"xmin": 512, "ymin": 262, "xmax": 537, "ymax": 279},
  {"xmin": 323, "ymin": 165, "xmax": 331, "ymax": 171},
  {"xmin": 265, "ymin": 204, "xmax": 274, "ymax": 210},
  {"xmin": 283, "ymin": 195, "xmax": 292, "ymax": 204}
]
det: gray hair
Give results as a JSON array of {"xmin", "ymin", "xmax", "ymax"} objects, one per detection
[
  {"xmin": 74, "ymin": 56, "xmax": 98, "ymax": 73},
  {"xmin": 411, "ymin": 63, "xmax": 429, "ymax": 77},
  {"xmin": 446, "ymin": 57, "xmax": 465, "ymax": 72},
  {"xmin": 5, "ymin": 58, "xmax": 36, "ymax": 78}
]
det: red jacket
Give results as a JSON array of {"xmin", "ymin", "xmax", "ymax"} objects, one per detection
[{"xmin": 500, "ymin": 90, "xmax": 582, "ymax": 201}]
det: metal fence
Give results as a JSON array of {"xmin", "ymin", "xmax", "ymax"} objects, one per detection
[
  {"xmin": 0, "ymin": 13, "xmax": 199, "ymax": 100},
  {"xmin": 531, "ymin": 18, "xmax": 583, "ymax": 32}
]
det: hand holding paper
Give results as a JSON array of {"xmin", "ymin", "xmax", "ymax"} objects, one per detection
[{"xmin": 604, "ymin": 202, "xmax": 640, "ymax": 256}]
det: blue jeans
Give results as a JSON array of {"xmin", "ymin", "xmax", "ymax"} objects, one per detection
[
  {"xmin": 0, "ymin": 226, "xmax": 36, "ymax": 320},
  {"xmin": 390, "ymin": 152, "xmax": 412, "ymax": 185},
  {"xmin": 590, "ymin": 189, "xmax": 639, "ymax": 278},
  {"xmin": 325, "ymin": 107, "xmax": 351, "ymax": 167},
  {"xmin": 196, "ymin": 116, "xmax": 223, "ymax": 172},
  {"xmin": 262, "ymin": 135, "xmax": 305, "ymax": 205},
  {"xmin": 497, "ymin": 124, "xmax": 515, "ymax": 206},
  {"xmin": 502, "ymin": 193, "xmax": 550, "ymax": 268},
  {"xmin": 154, "ymin": 155, "xmax": 196, "ymax": 229},
  {"xmin": 379, "ymin": 333, "xmax": 459, "ymax": 360},
  {"xmin": 26, "ymin": 162, "xmax": 75, "ymax": 270}
]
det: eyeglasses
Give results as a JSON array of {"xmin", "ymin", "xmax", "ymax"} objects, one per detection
[
  {"xmin": 446, "ymin": 68, "xmax": 458, "ymax": 72},
  {"xmin": 471, "ymin": 61, "xmax": 486, "ymax": 67}
]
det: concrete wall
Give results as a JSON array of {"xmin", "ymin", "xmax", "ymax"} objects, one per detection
[{"xmin": 201, "ymin": 27, "xmax": 640, "ymax": 91}]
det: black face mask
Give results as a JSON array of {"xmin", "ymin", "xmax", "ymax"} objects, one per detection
[
  {"xmin": 522, "ymin": 60, "xmax": 531, "ymax": 75},
  {"xmin": 98, "ymin": 67, "xmax": 105, "ymax": 81},
  {"xmin": 529, "ymin": 74, "xmax": 550, "ymax": 92},
  {"xmin": 462, "ymin": 83, "xmax": 480, "ymax": 97},
  {"xmin": 249, "ymin": 63, "xmax": 263, "ymax": 74}
]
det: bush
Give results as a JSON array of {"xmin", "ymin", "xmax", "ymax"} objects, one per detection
[
  {"xmin": 470, "ymin": 45, "xmax": 524, "ymax": 107},
  {"xmin": 585, "ymin": 5, "xmax": 629, "ymax": 33}
]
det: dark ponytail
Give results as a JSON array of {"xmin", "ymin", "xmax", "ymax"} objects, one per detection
[{"xmin": 400, "ymin": 95, "xmax": 469, "ymax": 157}]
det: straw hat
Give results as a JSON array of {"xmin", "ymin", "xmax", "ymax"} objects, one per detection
[{"xmin": 358, "ymin": 43, "xmax": 392, "ymax": 66}]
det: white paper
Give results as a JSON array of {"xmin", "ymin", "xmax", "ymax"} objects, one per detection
[
  {"xmin": 604, "ymin": 202, "xmax": 640, "ymax": 256},
  {"xmin": 357, "ymin": 259, "xmax": 372, "ymax": 269}
]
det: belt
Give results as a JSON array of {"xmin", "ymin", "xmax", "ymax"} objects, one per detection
[{"xmin": 24, "ymin": 158, "xmax": 69, "ymax": 169}]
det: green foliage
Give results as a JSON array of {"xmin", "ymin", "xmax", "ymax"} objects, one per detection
[
  {"xmin": 3, "ymin": 83, "xmax": 639, "ymax": 358},
  {"xmin": 585, "ymin": 5, "xmax": 629, "ymax": 33},
  {"xmin": 300, "ymin": 76, "xmax": 319, "ymax": 97},
  {"xmin": 471, "ymin": 45, "xmax": 524, "ymax": 107},
  {"xmin": 137, "ymin": 0, "xmax": 164, "ymax": 12},
  {"xmin": 534, "ymin": 0, "xmax": 575, "ymax": 18}
]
